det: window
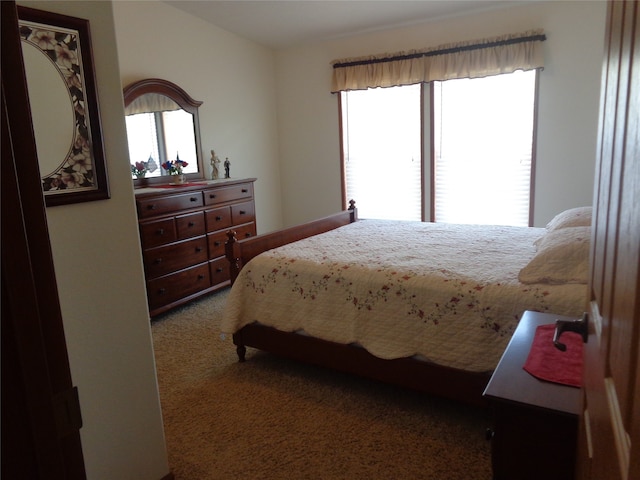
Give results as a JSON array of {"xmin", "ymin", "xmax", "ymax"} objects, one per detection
[
  {"xmin": 340, "ymin": 70, "xmax": 537, "ymax": 226},
  {"xmin": 340, "ymin": 84, "xmax": 422, "ymax": 221},
  {"xmin": 433, "ymin": 70, "xmax": 537, "ymax": 226}
]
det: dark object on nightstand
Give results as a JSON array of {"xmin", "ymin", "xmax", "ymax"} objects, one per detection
[{"xmin": 553, "ymin": 312, "xmax": 588, "ymax": 351}]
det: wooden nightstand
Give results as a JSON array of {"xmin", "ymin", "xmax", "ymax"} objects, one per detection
[{"xmin": 483, "ymin": 310, "xmax": 582, "ymax": 480}]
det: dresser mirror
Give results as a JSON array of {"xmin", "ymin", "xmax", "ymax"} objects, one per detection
[{"xmin": 123, "ymin": 78, "xmax": 205, "ymax": 187}]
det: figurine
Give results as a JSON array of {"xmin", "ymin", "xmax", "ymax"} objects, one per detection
[
  {"xmin": 224, "ymin": 157, "xmax": 230, "ymax": 178},
  {"xmin": 146, "ymin": 154, "xmax": 158, "ymax": 173},
  {"xmin": 210, "ymin": 150, "xmax": 221, "ymax": 179}
]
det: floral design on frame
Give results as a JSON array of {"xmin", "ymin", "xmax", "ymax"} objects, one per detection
[{"xmin": 18, "ymin": 6, "xmax": 109, "ymax": 206}]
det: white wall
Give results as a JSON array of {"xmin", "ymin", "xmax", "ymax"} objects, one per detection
[
  {"xmin": 275, "ymin": 1, "xmax": 607, "ymax": 227},
  {"xmin": 17, "ymin": 1, "xmax": 170, "ymax": 479},
  {"xmin": 113, "ymin": 1, "xmax": 283, "ymax": 235}
]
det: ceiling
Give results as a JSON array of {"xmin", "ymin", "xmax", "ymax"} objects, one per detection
[{"xmin": 164, "ymin": 1, "xmax": 523, "ymax": 49}]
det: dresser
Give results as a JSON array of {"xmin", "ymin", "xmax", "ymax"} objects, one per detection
[
  {"xmin": 483, "ymin": 310, "xmax": 582, "ymax": 480},
  {"xmin": 135, "ymin": 178, "xmax": 257, "ymax": 317}
]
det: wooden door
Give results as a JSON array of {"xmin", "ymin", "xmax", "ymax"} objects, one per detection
[
  {"xmin": 577, "ymin": 1, "xmax": 640, "ymax": 479},
  {"xmin": 1, "ymin": 1, "xmax": 86, "ymax": 478}
]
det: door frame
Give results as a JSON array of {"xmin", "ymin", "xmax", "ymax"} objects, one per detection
[{"xmin": 1, "ymin": 1, "xmax": 86, "ymax": 477}]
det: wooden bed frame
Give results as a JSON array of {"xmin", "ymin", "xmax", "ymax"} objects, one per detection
[{"xmin": 224, "ymin": 201, "xmax": 491, "ymax": 407}]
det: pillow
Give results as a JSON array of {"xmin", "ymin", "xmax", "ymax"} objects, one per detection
[
  {"xmin": 519, "ymin": 226, "xmax": 591, "ymax": 284},
  {"xmin": 545, "ymin": 206, "xmax": 592, "ymax": 231}
]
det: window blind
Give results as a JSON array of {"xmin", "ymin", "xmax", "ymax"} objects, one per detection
[
  {"xmin": 432, "ymin": 70, "xmax": 537, "ymax": 226},
  {"xmin": 342, "ymin": 85, "xmax": 422, "ymax": 221}
]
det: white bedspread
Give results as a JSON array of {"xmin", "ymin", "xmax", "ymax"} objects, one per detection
[{"xmin": 221, "ymin": 220, "xmax": 587, "ymax": 372}]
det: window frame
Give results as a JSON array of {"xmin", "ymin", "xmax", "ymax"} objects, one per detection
[{"xmin": 339, "ymin": 70, "xmax": 540, "ymax": 226}]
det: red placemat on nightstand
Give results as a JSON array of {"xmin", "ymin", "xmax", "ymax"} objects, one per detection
[{"xmin": 523, "ymin": 324, "xmax": 583, "ymax": 387}]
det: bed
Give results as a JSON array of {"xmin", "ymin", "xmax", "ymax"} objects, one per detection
[{"xmin": 222, "ymin": 203, "xmax": 590, "ymax": 406}]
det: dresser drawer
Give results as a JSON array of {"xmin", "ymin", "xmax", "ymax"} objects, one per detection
[
  {"xmin": 176, "ymin": 211, "xmax": 205, "ymax": 240},
  {"xmin": 139, "ymin": 218, "xmax": 177, "ymax": 248},
  {"xmin": 203, "ymin": 183, "xmax": 253, "ymax": 206},
  {"xmin": 205, "ymin": 206, "xmax": 232, "ymax": 232},
  {"xmin": 207, "ymin": 231, "xmax": 228, "ymax": 259},
  {"xmin": 135, "ymin": 178, "xmax": 256, "ymax": 316},
  {"xmin": 144, "ymin": 236, "xmax": 208, "ymax": 278},
  {"xmin": 209, "ymin": 257, "xmax": 230, "ymax": 287},
  {"xmin": 137, "ymin": 191, "xmax": 204, "ymax": 218},
  {"xmin": 233, "ymin": 222, "xmax": 256, "ymax": 240},
  {"xmin": 147, "ymin": 263, "xmax": 211, "ymax": 311},
  {"xmin": 231, "ymin": 200, "xmax": 255, "ymax": 224}
]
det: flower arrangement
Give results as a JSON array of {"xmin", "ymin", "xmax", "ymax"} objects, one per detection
[
  {"xmin": 131, "ymin": 161, "xmax": 148, "ymax": 178},
  {"xmin": 162, "ymin": 154, "xmax": 188, "ymax": 176}
]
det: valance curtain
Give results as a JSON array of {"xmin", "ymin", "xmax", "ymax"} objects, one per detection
[
  {"xmin": 330, "ymin": 29, "xmax": 546, "ymax": 92},
  {"xmin": 124, "ymin": 93, "xmax": 180, "ymax": 115}
]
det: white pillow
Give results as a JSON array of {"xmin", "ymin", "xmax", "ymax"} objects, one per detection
[
  {"xmin": 519, "ymin": 226, "xmax": 591, "ymax": 284},
  {"xmin": 545, "ymin": 206, "xmax": 592, "ymax": 231}
]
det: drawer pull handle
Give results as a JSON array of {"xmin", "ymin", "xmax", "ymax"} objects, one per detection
[
  {"xmin": 209, "ymin": 194, "xmax": 216, "ymax": 199},
  {"xmin": 215, "ymin": 216, "xmax": 222, "ymax": 221},
  {"xmin": 215, "ymin": 268, "xmax": 223, "ymax": 273},
  {"xmin": 190, "ymin": 197, "xmax": 198, "ymax": 202},
  {"xmin": 158, "ymin": 288, "xmax": 166, "ymax": 294},
  {"xmin": 154, "ymin": 258, "xmax": 163, "ymax": 264},
  {"xmin": 214, "ymin": 241, "xmax": 221, "ymax": 247},
  {"xmin": 245, "ymin": 233, "xmax": 252, "ymax": 238},
  {"xmin": 241, "ymin": 188, "xmax": 248, "ymax": 193},
  {"xmin": 157, "ymin": 228, "xmax": 164, "ymax": 235},
  {"xmin": 239, "ymin": 210, "xmax": 247, "ymax": 215},
  {"xmin": 197, "ymin": 274, "xmax": 205, "ymax": 280},
  {"xmin": 147, "ymin": 204, "xmax": 157, "ymax": 210},
  {"xmin": 195, "ymin": 247, "xmax": 203, "ymax": 252}
]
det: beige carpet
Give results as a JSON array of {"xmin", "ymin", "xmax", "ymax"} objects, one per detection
[{"xmin": 151, "ymin": 289, "xmax": 493, "ymax": 479}]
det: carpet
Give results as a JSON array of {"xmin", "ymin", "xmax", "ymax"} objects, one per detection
[{"xmin": 151, "ymin": 289, "xmax": 493, "ymax": 479}]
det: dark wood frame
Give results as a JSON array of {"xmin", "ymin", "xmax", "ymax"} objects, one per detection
[
  {"xmin": 3, "ymin": 1, "xmax": 86, "ymax": 475},
  {"xmin": 225, "ymin": 201, "xmax": 491, "ymax": 407},
  {"xmin": 17, "ymin": 6, "xmax": 110, "ymax": 207},
  {"xmin": 123, "ymin": 78, "xmax": 205, "ymax": 188}
]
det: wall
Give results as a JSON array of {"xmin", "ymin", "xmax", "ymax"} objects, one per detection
[
  {"xmin": 113, "ymin": 1, "xmax": 283, "ymax": 235},
  {"xmin": 275, "ymin": 1, "xmax": 607, "ymax": 227},
  {"xmin": 17, "ymin": 1, "xmax": 170, "ymax": 479}
]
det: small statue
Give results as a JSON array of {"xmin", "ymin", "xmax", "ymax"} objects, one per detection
[
  {"xmin": 146, "ymin": 154, "xmax": 158, "ymax": 173},
  {"xmin": 210, "ymin": 150, "xmax": 221, "ymax": 179},
  {"xmin": 224, "ymin": 157, "xmax": 230, "ymax": 178}
]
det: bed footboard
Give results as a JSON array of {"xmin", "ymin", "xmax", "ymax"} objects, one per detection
[{"xmin": 225, "ymin": 200, "xmax": 357, "ymax": 283}]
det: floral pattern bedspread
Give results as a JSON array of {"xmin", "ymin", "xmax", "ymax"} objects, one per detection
[{"xmin": 221, "ymin": 220, "xmax": 588, "ymax": 372}]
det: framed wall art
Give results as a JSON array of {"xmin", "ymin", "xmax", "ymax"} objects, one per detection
[{"xmin": 18, "ymin": 6, "xmax": 109, "ymax": 206}]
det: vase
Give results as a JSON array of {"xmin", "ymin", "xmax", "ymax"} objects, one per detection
[{"xmin": 172, "ymin": 174, "xmax": 186, "ymax": 185}]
